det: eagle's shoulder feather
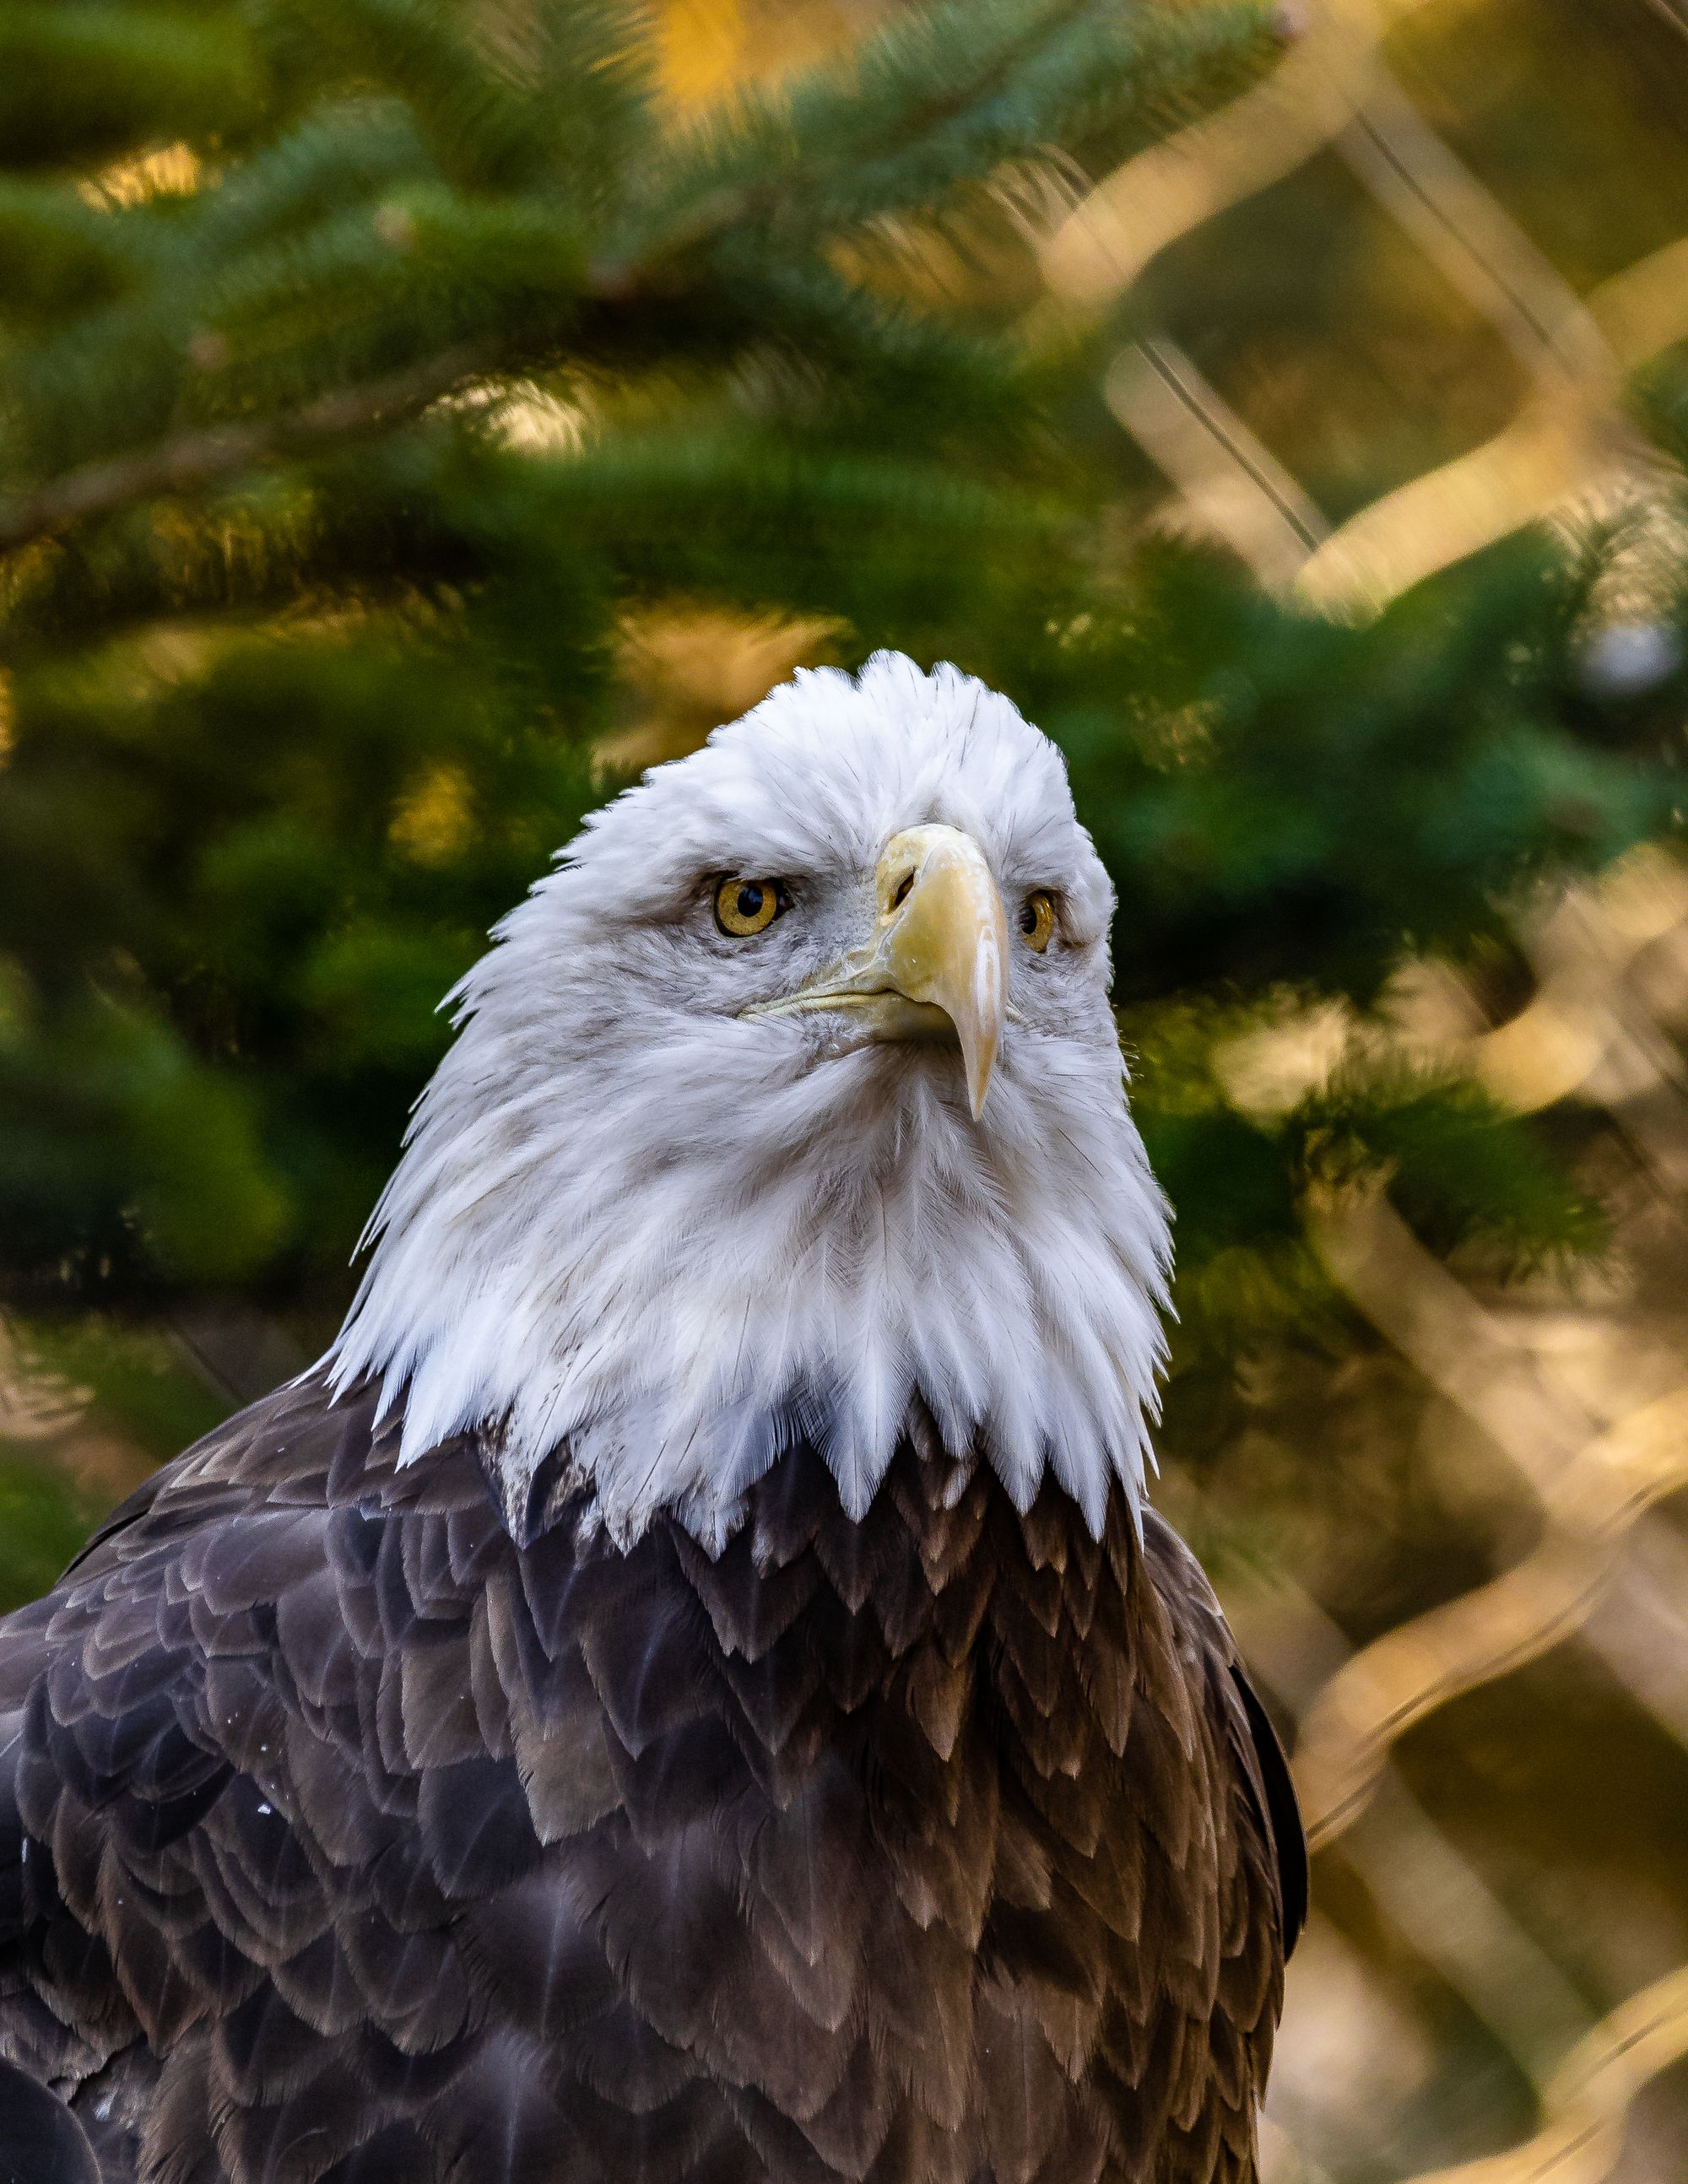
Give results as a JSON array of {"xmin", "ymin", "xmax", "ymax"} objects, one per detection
[{"xmin": 1139, "ymin": 1511, "xmax": 1307, "ymax": 1962}]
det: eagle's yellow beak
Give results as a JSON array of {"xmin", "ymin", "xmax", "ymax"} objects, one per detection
[{"xmin": 746, "ymin": 824, "xmax": 1009, "ymax": 1120}]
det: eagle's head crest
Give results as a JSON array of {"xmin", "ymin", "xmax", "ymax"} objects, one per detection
[{"xmin": 328, "ymin": 653, "xmax": 1171, "ymax": 1548}]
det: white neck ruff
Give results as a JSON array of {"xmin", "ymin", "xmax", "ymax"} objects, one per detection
[{"xmin": 325, "ymin": 656, "xmax": 1172, "ymax": 1551}]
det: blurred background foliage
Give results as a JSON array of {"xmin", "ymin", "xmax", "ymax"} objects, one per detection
[{"xmin": 4, "ymin": 1, "xmax": 1688, "ymax": 2178}]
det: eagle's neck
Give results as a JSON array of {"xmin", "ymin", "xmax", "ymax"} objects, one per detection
[{"xmin": 326, "ymin": 1041, "xmax": 1172, "ymax": 1555}]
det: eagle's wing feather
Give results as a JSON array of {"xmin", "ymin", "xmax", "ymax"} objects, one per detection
[
  {"xmin": 1227, "ymin": 1661, "xmax": 1309, "ymax": 1956},
  {"xmin": 0, "ymin": 2053, "xmax": 102, "ymax": 2183},
  {"xmin": 1139, "ymin": 1512, "xmax": 1307, "ymax": 1962}
]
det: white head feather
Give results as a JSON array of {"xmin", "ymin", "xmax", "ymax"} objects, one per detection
[{"xmin": 326, "ymin": 653, "xmax": 1171, "ymax": 1549}]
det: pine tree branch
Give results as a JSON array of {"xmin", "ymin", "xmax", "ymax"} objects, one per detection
[
  {"xmin": 0, "ymin": 1, "xmax": 1275, "ymax": 559},
  {"xmin": 652, "ymin": 0, "xmax": 1100, "ymax": 252},
  {"xmin": 0, "ymin": 342, "xmax": 491, "ymax": 554},
  {"xmin": 648, "ymin": 0, "xmax": 1274, "ymax": 257}
]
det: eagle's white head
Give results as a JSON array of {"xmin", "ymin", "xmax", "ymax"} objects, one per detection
[{"xmin": 327, "ymin": 653, "xmax": 1171, "ymax": 1549}]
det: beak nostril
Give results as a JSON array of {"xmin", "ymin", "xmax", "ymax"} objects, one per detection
[{"xmin": 890, "ymin": 871, "xmax": 916, "ymax": 911}]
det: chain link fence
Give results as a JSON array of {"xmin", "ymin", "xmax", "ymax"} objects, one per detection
[{"xmin": 1025, "ymin": 7, "xmax": 1688, "ymax": 2173}]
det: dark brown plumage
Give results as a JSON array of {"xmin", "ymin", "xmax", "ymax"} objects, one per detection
[{"xmin": 0, "ymin": 1370, "xmax": 1301, "ymax": 2182}]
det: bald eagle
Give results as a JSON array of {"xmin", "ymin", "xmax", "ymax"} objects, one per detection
[{"xmin": 0, "ymin": 657, "xmax": 1303, "ymax": 2184}]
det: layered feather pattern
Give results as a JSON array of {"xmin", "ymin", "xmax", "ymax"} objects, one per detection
[{"xmin": 0, "ymin": 1371, "xmax": 1301, "ymax": 2183}]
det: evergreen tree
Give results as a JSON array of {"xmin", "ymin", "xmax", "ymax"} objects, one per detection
[{"xmin": 0, "ymin": 0, "xmax": 1680, "ymax": 1397}]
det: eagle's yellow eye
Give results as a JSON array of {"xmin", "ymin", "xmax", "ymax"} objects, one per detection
[
  {"xmin": 715, "ymin": 878, "xmax": 782, "ymax": 937},
  {"xmin": 1019, "ymin": 890, "xmax": 1057, "ymax": 952}
]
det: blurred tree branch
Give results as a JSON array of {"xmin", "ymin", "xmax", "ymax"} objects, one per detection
[{"xmin": 0, "ymin": 343, "xmax": 490, "ymax": 552}]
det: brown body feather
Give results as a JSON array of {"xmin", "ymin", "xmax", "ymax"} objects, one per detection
[{"xmin": 0, "ymin": 1373, "xmax": 1302, "ymax": 2183}]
